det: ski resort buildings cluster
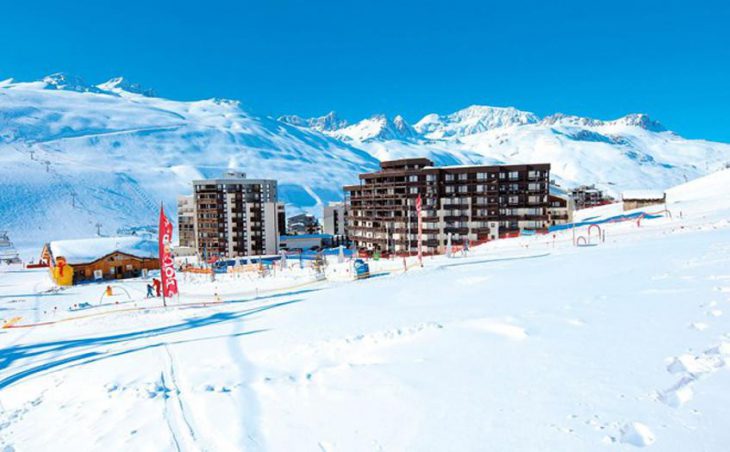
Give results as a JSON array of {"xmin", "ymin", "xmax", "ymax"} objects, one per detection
[{"xmin": 174, "ymin": 159, "xmax": 575, "ymax": 259}]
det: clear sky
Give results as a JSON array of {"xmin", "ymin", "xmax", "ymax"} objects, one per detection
[{"xmin": 1, "ymin": 0, "xmax": 729, "ymax": 141}]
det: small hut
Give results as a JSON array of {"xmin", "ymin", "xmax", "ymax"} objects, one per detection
[
  {"xmin": 41, "ymin": 236, "xmax": 159, "ymax": 285},
  {"xmin": 621, "ymin": 190, "xmax": 666, "ymax": 211}
]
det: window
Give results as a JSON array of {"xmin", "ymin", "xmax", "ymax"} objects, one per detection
[
  {"xmin": 508, "ymin": 196, "xmax": 519, "ymax": 205},
  {"xmin": 476, "ymin": 184, "xmax": 486, "ymax": 193},
  {"xmin": 458, "ymin": 173, "xmax": 468, "ymax": 181},
  {"xmin": 477, "ymin": 172, "xmax": 488, "ymax": 181},
  {"xmin": 458, "ymin": 186, "xmax": 468, "ymax": 193},
  {"xmin": 445, "ymin": 186, "xmax": 455, "ymax": 193},
  {"xmin": 509, "ymin": 171, "xmax": 519, "ymax": 180},
  {"xmin": 409, "ymin": 187, "xmax": 419, "ymax": 194},
  {"xmin": 445, "ymin": 174, "xmax": 455, "ymax": 181},
  {"xmin": 408, "ymin": 175, "xmax": 419, "ymax": 182}
]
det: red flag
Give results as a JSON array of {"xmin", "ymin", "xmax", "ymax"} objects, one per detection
[
  {"xmin": 416, "ymin": 194, "xmax": 423, "ymax": 266},
  {"xmin": 158, "ymin": 204, "xmax": 179, "ymax": 299}
]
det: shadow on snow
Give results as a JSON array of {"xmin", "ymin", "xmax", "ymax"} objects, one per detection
[{"xmin": 0, "ymin": 298, "xmax": 303, "ymax": 389}]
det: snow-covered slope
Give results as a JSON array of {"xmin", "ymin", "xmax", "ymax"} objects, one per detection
[{"xmin": 0, "ymin": 75, "xmax": 379, "ymax": 251}]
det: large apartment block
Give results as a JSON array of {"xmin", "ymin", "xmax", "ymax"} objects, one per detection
[
  {"xmin": 191, "ymin": 171, "xmax": 281, "ymax": 258},
  {"xmin": 344, "ymin": 158, "xmax": 551, "ymax": 254}
]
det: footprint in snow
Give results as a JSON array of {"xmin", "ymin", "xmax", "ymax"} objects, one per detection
[{"xmin": 620, "ymin": 422, "xmax": 656, "ymax": 447}]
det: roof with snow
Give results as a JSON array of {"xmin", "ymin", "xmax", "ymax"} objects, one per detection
[
  {"xmin": 48, "ymin": 236, "xmax": 158, "ymax": 265},
  {"xmin": 621, "ymin": 190, "xmax": 666, "ymax": 201}
]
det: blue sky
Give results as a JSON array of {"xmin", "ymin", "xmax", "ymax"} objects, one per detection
[{"xmin": 1, "ymin": 0, "xmax": 729, "ymax": 141}]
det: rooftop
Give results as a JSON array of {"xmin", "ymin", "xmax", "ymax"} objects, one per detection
[{"xmin": 48, "ymin": 236, "xmax": 158, "ymax": 265}]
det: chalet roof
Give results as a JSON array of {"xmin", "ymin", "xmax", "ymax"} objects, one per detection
[{"xmin": 48, "ymin": 236, "xmax": 158, "ymax": 265}]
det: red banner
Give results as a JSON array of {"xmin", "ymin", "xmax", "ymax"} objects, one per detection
[
  {"xmin": 158, "ymin": 204, "xmax": 179, "ymax": 298},
  {"xmin": 416, "ymin": 194, "xmax": 423, "ymax": 265}
]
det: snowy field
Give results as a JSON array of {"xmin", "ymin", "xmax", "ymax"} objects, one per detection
[{"xmin": 1, "ymin": 170, "xmax": 730, "ymax": 451}]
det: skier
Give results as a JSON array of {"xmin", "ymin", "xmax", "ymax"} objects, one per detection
[
  {"xmin": 152, "ymin": 278, "xmax": 161, "ymax": 297},
  {"xmin": 146, "ymin": 283, "xmax": 154, "ymax": 298}
]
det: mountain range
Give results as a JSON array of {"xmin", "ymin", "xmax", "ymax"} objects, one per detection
[{"xmin": 1, "ymin": 73, "xmax": 729, "ymax": 250}]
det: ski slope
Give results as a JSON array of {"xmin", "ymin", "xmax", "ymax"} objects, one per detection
[{"xmin": 1, "ymin": 169, "xmax": 729, "ymax": 450}]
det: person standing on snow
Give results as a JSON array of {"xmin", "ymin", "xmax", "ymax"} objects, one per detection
[
  {"xmin": 146, "ymin": 283, "xmax": 154, "ymax": 298},
  {"xmin": 152, "ymin": 278, "xmax": 161, "ymax": 297}
]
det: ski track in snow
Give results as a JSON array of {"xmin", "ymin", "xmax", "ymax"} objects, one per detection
[
  {"xmin": 226, "ymin": 311, "xmax": 265, "ymax": 449},
  {"xmin": 161, "ymin": 344, "xmax": 200, "ymax": 452}
]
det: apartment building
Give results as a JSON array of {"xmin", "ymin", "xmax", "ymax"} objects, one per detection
[
  {"xmin": 287, "ymin": 213, "xmax": 320, "ymax": 235},
  {"xmin": 192, "ymin": 171, "xmax": 280, "ymax": 258},
  {"xmin": 569, "ymin": 184, "xmax": 612, "ymax": 210},
  {"xmin": 177, "ymin": 195, "xmax": 196, "ymax": 248},
  {"xmin": 548, "ymin": 194, "xmax": 574, "ymax": 226},
  {"xmin": 323, "ymin": 202, "xmax": 347, "ymax": 237},
  {"xmin": 344, "ymin": 158, "xmax": 551, "ymax": 255}
]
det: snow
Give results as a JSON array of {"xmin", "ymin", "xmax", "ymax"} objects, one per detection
[
  {"xmin": 49, "ymin": 236, "xmax": 158, "ymax": 264},
  {"xmin": 622, "ymin": 190, "xmax": 666, "ymax": 200},
  {"xmin": 2, "ymin": 170, "xmax": 730, "ymax": 450}
]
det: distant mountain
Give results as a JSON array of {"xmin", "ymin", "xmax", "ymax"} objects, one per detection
[
  {"xmin": 278, "ymin": 111, "xmax": 348, "ymax": 132},
  {"xmin": 330, "ymin": 114, "xmax": 419, "ymax": 142},
  {"xmin": 284, "ymin": 104, "xmax": 729, "ymax": 196},
  {"xmin": 96, "ymin": 77, "xmax": 156, "ymax": 97},
  {"xmin": 415, "ymin": 105, "xmax": 539, "ymax": 139}
]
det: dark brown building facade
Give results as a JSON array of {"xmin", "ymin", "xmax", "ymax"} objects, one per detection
[{"xmin": 344, "ymin": 158, "xmax": 551, "ymax": 255}]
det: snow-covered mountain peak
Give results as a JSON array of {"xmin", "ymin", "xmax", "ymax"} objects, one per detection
[
  {"xmin": 609, "ymin": 113, "xmax": 666, "ymax": 132},
  {"xmin": 541, "ymin": 113, "xmax": 603, "ymax": 128},
  {"xmin": 97, "ymin": 77, "xmax": 156, "ymax": 97},
  {"xmin": 40, "ymin": 73, "xmax": 104, "ymax": 93},
  {"xmin": 334, "ymin": 114, "xmax": 418, "ymax": 142},
  {"xmin": 415, "ymin": 105, "xmax": 539, "ymax": 139},
  {"xmin": 279, "ymin": 111, "xmax": 349, "ymax": 132}
]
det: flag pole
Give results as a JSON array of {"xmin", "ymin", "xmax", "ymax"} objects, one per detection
[{"xmin": 160, "ymin": 202, "xmax": 167, "ymax": 307}]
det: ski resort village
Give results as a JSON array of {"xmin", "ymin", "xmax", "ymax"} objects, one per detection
[{"xmin": 1, "ymin": 74, "xmax": 730, "ymax": 452}]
